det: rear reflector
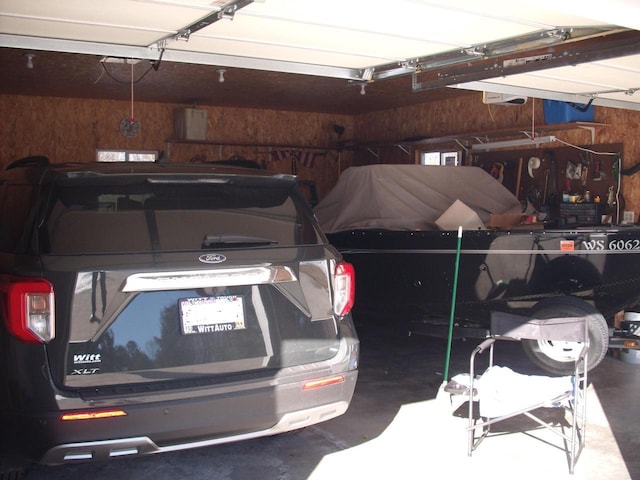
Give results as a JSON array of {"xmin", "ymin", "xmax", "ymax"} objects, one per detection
[
  {"xmin": 303, "ymin": 375, "xmax": 345, "ymax": 390},
  {"xmin": 61, "ymin": 410, "xmax": 127, "ymax": 421}
]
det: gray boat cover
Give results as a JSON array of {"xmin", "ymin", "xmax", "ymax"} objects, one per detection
[{"xmin": 314, "ymin": 164, "xmax": 524, "ymax": 233}]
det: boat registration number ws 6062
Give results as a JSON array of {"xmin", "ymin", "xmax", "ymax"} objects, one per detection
[
  {"xmin": 179, "ymin": 295, "xmax": 246, "ymax": 335},
  {"xmin": 580, "ymin": 237, "xmax": 640, "ymax": 251}
]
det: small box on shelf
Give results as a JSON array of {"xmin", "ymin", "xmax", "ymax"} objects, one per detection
[{"xmin": 543, "ymin": 100, "xmax": 594, "ymax": 124}]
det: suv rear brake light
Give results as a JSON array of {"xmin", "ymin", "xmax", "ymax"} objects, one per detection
[
  {"xmin": 2, "ymin": 278, "xmax": 55, "ymax": 343},
  {"xmin": 333, "ymin": 261, "xmax": 355, "ymax": 316}
]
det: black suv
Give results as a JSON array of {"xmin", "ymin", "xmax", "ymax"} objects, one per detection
[{"xmin": 0, "ymin": 157, "xmax": 358, "ymax": 477}]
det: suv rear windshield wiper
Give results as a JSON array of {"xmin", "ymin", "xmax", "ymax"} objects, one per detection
[{"xmin": 202, "ymin": 235, "xmax": 278, "ymax": 249}]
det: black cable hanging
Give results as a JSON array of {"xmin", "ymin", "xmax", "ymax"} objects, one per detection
[{"xmin": 101, "ymin": 48, "xmax": 165, "ymax": 84}]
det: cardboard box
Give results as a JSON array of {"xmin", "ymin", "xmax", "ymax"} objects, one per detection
[
  {"xmin": 436, "ymin": 199, "xmax": 485, "ymax": 231},
  {"xmin": 488, "ymin": 213, "xmax": 524, "ymax": 229},
  {"xmin": 174, "ymin": 108, "xmax": 208, "ymax": 140}
]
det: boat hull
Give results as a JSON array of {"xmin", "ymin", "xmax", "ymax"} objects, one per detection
[{"xmin": 328, "ymin": 226, "xmax": 640, "ymax": 332}]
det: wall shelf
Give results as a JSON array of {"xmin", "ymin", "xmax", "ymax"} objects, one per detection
[
  {"xmin": 356, "ymin": 122, "xmax": 609, "ymax": 156},
  {"xmin": 405, "ymin": 122, "xmax": 608, "ymax": 148},
  {"xmin": 165, "ymin": 139, "xmax": 334, "ymax": 158},
  {"xmin": 167, "ymin": 122, "xmax": 608, "ymax": 161}
]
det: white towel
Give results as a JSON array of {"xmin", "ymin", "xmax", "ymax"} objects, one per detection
[{"xmin": 477, "ymin": 366, "xmax": 573, "ymax": 418}]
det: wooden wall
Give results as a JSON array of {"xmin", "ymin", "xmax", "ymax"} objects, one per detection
[
  {"xmin": 0, "ymin": 95, "xmax": 353, "ymax": 201},
  {"xmin": 353, "ymin": 93, "xmax": 640, "ymax": 219},
  {"xmin": 1, "ymin": 92, "xmax": 639, "ymax": 216}
]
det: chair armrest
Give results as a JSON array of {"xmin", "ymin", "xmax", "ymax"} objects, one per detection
[
  {"xmin": 470, "ymin": 338, "xmax": 496, "ymax": 392},
  {"xmin": 475, "ymin": 337, "xmax": 495, "ymax": 354}
]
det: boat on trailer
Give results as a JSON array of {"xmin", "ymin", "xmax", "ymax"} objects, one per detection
[{"xmin": 315, "ymin": 164, "xmax": 640, "ymax": 374}]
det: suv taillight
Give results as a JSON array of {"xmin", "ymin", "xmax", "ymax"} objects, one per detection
[
  {"xmin": 333, "ymin": 261, "xmax": 355, "ymax": 316},
  {"xmin": 2, "ymin": 278, "xmax": 55, "ymax": 343}
]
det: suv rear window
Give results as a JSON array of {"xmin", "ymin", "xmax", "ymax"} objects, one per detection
[{"xmin": 40, "ymin": 175, "xmax": 322, "ymax": 254}]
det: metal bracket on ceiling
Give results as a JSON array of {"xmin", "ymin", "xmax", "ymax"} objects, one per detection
[
  {"xmin": 175, "ymin": 29, "xmax": 192, "ymax": 42},
  {"xmin": 373, "ymin": 26, "xmax": 635, "ymax": 88},
  {"xmin": 152, "ymin": 39, "xmax": 167, "ymax": 52},
  {"xmin": 218, "ymin": 1, "xmax": 248, "ymax": 20},
  {"xmin": 360, "ymin": 67, "xmax": 375, "ymax": 82},
  {"xmin": 174, "ymin": 0, "xmax": 254, "ymax": 42},
  {"xmin": 411, "ymin": 30, "xmax": 640, "ymax": 92}
]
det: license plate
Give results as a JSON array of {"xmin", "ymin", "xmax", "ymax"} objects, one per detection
[{"xmin": 179, "ymin": 295, "xmax": 246, "ymax": 335}]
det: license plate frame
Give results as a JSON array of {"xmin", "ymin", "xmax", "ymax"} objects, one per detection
[{"xmin": 178, "ymin": 295, "xmax": 246, "ymax": 335}]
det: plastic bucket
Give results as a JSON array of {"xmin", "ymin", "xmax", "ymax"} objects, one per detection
[{"xmin": 619, "ymin": 312, "xmax": 640, "ymax": 364}]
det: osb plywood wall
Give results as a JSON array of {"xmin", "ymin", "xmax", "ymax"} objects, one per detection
[
  {"xmin": 0, "ymin": 95, "xmax": 353, "ymax": 201},
  {"xmin": 354, "ymin": 93, "xmax": 640, "ymax": 218},
  {"xmin": 1, "ymin": 92, "xmax": 639, "ymax": 214}
]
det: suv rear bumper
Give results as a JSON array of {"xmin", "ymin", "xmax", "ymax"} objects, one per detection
[
  {"xmin": 40, "ymin": 400, "xmax": 350, "ymax": 465},
  {"xmin": 3, "ymin": 323, "xmax": 358, "ymax": 467},
  {"xmin": 19, "ymin": 364, "xmax": 358, "ymax": 466}
]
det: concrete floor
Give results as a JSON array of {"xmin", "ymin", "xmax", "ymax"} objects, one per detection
[{"xmin": 29, "ymin": 321, "xmax": 640, "ymax": 480}]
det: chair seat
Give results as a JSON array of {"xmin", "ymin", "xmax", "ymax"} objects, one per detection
[{"xmin": 476, "ymin": 365, "xmax": 573, "ymax": 418}]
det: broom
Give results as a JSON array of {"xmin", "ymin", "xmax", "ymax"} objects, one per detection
[{"xmin": 436, "ymin": 226, "xmax": 463, "ymax": 403}]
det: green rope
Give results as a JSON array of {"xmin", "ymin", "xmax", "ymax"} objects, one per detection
[{"xmin": 443, "ymin": 226, "xmax": 463, "ymax": 383}]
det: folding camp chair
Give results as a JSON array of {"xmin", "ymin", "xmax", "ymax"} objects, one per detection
[{"xmin": 463, "ymin": 311, "xmax": 590, "ymax": 474}]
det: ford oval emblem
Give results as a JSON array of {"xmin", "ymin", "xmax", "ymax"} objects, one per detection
[{"xmin": 199, "ymin": 253, "xmax": 227, "ymax": 264}]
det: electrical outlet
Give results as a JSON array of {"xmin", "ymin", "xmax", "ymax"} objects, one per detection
[{"xmin": 623, "ymin": 211, "xmax": 635, "ymax": 224}]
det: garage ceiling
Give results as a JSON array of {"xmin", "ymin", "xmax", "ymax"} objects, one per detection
[{"xmin": 1, "ymin": 0, "xmax": 640, "ymax": 114}]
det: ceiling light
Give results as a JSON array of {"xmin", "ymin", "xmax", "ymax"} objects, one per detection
[
  {"xmin": 217, "ymin": 68, "xmax": 226, "ymax": 83},
  {"xmin": 471, "ymin": 135, "xmax": 557, "ymax": 152}
]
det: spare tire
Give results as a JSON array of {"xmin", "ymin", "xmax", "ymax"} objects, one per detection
[{"xmin": 522, "ymin": 296, "xmax": 609, "ymax": 375}]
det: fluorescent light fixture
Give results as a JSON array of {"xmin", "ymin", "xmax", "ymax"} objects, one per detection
[{"xmin": 471, "ymin": 135, "xmax": 557, "ymax": 152}]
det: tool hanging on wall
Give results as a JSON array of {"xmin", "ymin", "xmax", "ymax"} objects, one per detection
[
  {"xmin": 515, "ymin": 157, "xmax": 523, "ymax": 200},
  {"xmin": 593, "ymin": 160, "xmax": 603, "ymax": 181},
  {"xmin": 490, "ymin": 162, "xmax": 504, "ymax": 183},
  {"xmin": 580, "ymin": 152, "xmax": 591, "ymax": 186},
  {"xmin": 546, "ymin": 150, "xmax": 558, "ymax": 208},
  {"xmin": 608, "ymin": 185, "xmax": 616, "ymax": 207},
  {"xmin": 527, "ymin": 156, "xmax": 540, "ymax": 178},
  {"xmin": 542, "ymin": 169, "xmax": 549, "ymax": 203}
]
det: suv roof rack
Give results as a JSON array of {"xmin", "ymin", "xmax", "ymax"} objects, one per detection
[{"xmin": 5, "ymin": 156, "xmax": 50, "ymax": 171}]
